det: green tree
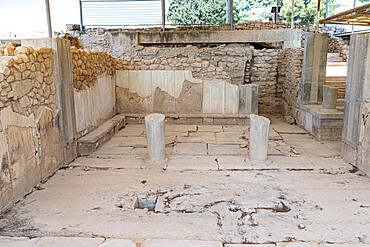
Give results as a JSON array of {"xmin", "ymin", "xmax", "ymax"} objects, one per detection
[
  {"xmin": 280, "ymin": 0, "xmax": 338, "ymax": 25},
  {"xmin": 166, "ymin": 0, "xmax": 242, "ymax": 25}
]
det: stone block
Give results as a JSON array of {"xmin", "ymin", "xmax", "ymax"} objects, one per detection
[
  {"xmin": 35, "ymin": 107, "xmax": 63, "ymax": 180},
  {"xmin": 342, "ymin": 33, "xmax": 370, "ymax": 159},
  {"xmin": 239, "ymin": 84, "xmax": 258, "ymax": 114},
  {"xmin": 203, "ymin": 79, "xmax": 224, "ymax": 114}
]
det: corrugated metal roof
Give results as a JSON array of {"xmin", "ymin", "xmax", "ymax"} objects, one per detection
[{"xmin": 81, "ymin": 0, "xmax": 164, "ymax": 27}]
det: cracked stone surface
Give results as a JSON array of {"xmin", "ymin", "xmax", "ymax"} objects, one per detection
[{"xmin": 0, "ymin": 117, "xmax": 369, "ymax": 246}]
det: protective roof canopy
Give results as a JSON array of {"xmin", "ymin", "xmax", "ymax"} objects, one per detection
[{"xmin": 319, "ymin": 3, "xmax": 370, "ymax": 26}]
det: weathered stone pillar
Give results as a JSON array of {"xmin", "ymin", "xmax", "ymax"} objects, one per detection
[
  {"xmin": 145, "ymin": 113, "xmax": 166, "ymax": 164},
  {"xmin": 342, "ymin": 34, "xmax": 370, "ymax": 169},
  {"xmin": 239, "ymin": 84, "xmax": 258, "ymax": 114},
  {"xmin": 321, "ymin": 85, "xmax": 338, "ymax": 112},
  {"xmin": 246, "ymin": 114, "xmax": 272, "ymax": 165},
  {"xmin": 301, "ymin": 33, "xmax": 329, "ymax": 105},
  {"xmin": 21, "ymin": 38, "xmax": 77, "ymax": 164}
]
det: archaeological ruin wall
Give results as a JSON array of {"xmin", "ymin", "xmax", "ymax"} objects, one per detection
[
  {"xmin": 0, "ymin": 44, "xmax": 63, "ymax": 211},
  {"xmin": 278, "ymin": 48, "xmax": 305, "ymax": 120},
  {"xmin": 71, "ymin": 48, "xmax": 116, "ymax": 137}
]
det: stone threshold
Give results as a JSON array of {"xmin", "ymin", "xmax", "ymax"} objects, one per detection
[{"xmin": 125, "ymin": 113, "xmax": 250, "ymax": 125}]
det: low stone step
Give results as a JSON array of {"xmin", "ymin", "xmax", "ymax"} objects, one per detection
[{"xmin": 77, "ymin": 114, "xmax": 126, "ymax": 156}]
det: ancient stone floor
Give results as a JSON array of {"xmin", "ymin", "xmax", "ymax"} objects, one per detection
[{"xmin": 0, "ymin": 117, "xmax": 369, "ymax": 247}]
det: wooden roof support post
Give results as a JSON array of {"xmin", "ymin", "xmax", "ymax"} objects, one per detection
[{"xmin": 45, "ymin": 0, "xmax": 52, "ymax": 38}]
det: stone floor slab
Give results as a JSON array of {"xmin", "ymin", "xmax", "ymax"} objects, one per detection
[
  {"xmin": 172, "ymin": 143, "xmax": 208, "ymax": 155},
  {"xmin": 222, "ymin": 126, "xmax": 249, "ymax": 132},
  {"xmin": 115, "ymin": 125, "xmax": 145, "ymax": 136},
  {"xmin": 141, "ymin": 239, "xmax": 223, "ymax": 247},
  {"xmin": 197, "ymin": 125, "xmax": 223, "ymax": 132},
  {"xmin": 165, "ymin": 125, "xmax": 197, "ymax": 132},
  {"xmin": 208, "ymin": 144, "xmax": 246, "ymax": 155},
  {"xmin": 34, "ymin": 237, "xmax": 104, "ymax": 247},
  {"xmin": 280, "ymin": 134, "xmax": 338, "ymax": 157},
  {"xmin": 308, "ymin": 157, "xmax": 353, "ymax": 170},
  {"xmin": 217, "ymin": 156, "xmax": 250, "ymax": 170},
  {"xmin": 0, "ymin": 236, "xmax": 39, "ymax": 247},
  {"xmin": 109, "ymin": 136, "xmax": 148, "ymax": 147},
  {"xmin": 93, "ymin": 146, "xmax": 134, "ymax": 156},
  {"xmin": 99, "ymin": 239, "xmax": 137, "ymax": 247},
  {"xmin": 178, "ymin": 132, "xmax": 216, "ymax": 143},
  {"xmin": 72, "ymin": 157, "xmax": 145, "ymax": 169},
  {"xmin": 271, "ymin": 122, "xmax": 308, "ymax": 134},
  {"xmin": 167, "ymin": 156, "xmax": 218, "ymax": 170},
  {"xmin": 216, "ymin": 132, "xmax": 248, "ymax": 144}
]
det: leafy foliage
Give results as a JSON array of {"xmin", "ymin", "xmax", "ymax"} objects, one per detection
[
  {"xmin": 166, "ymin": 0, "xmax": 242, "ymax": 25},
  {"xmin": 280, "ymin": 0, "xmax": 338, "ymax": 25}
]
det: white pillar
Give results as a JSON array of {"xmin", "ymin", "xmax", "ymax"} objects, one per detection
[
  {"xmin": 145, "ymin": 113, "xmax": 166, "ymax": 164},
  {"xmin": 246, "ymin": 114, "xmax": 272, "ymax": 165}
]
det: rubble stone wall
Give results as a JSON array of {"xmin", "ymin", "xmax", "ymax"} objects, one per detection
[
  {"xmin": 0, "ymin": 45, "xmax": 63, "ymax": 212},
  {"xmin": 328, "ymin": 36, "xmax": 349, "ymax": 62},
  {"xmin": 71, "ymin": 47, "xmax": 115, "ymax": 90},
  {"xmin": 250, "ymin": 49, "xmax": 281, "ymax": 113},
  {"xmin": 278, "ymin": 47, "xmax": 304, "ymax": 122},
  {"xmin": 0, "ymin": 45, "xmax": 57, "ymax": 116}
]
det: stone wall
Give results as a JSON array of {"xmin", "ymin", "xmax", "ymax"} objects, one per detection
[
  {"xmin": 250, "ymin": 49, "xmax": 281, "ymax": 113},
  {"xmin": 71, "ymin": 48, "xmax": 116, "ymax": 137},
  {"xmin": 71, "ymin": 47, "xmax": 115, "ymax": 90},
  {"xmin": 328, "ymin": 36, "xmax": 349, "ymax": 62},
  {"xmin": 236, "ymin": 21, "xmax": 307, "ymax": 31},
  {"xmin": 0, "ymin": 45, "xmax": 63, "ymax": 212},
  {"xmin": 114, "ymin": 58, "xmax": 239, "ymax": 114},
  {"xmin": 0, "ymin": 45, "xmax": 57, "ymax": 116},
  {"xmin": 237, "ymin": 22, "xmax": 348, "ymax": 61},
  {"xmin": 122, "ymin": 44, "xmax": 252, "ymax": 85},
  {"xmin": 278, "ymin": 48, "xmax": 304, "ymax": 121}
]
